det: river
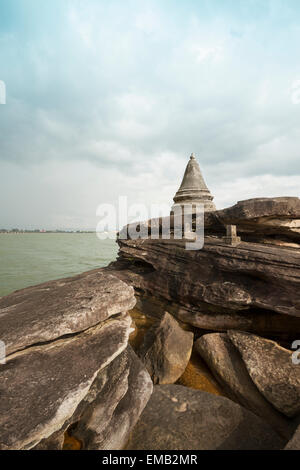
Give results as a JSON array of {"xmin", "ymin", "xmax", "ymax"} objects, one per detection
[{"xmin": 0, "ymin": 233, "xmax": 118, "ymax": 296}]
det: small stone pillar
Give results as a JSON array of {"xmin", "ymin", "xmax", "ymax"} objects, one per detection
[
  {"xmin": 223, "ymin": 225, "xmax": 241, "ymax": 246},
  {"xmin": 183, "ymin": 222, "xmax": 196, "ymax": 241}
]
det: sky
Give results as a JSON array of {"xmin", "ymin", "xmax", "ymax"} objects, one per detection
[{"xmin": 0, "ymin": 0, "xmax": 300, "ymax": 230}]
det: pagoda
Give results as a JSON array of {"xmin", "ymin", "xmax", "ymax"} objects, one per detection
[{"xmin": 172, "ymin": 153, "xmax": 216, "ymax": 213}]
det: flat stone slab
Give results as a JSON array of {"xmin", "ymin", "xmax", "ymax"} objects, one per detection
[
  {"xmin": 0, "ymin": 270, "xmax": 136, "ymax": 355},
  {"xmin": 125, "ymin": 385, "xmax": 284, "ymax": 450}
]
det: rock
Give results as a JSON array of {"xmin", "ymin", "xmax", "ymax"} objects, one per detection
[
  {"xmin": 137, "ymin": 312, "xmax": 194, "ymax": 384},
  {"xmin": 0, "ymin": 270, "xmax": 136, "ymax": 355},
  {"xmin": 217, "ymin": 197, "xmax": 300, "ymax": 245},
  {"xmin": 112, "ymin": 198, "xmax": 300, "ymax": 327},
  {"xmin": 125, "ymin": 385, "xmax": 284, "ymax": 450},
  {"xmin": 195, "ymin": 333, "xmax": 293, "ymax": 439},
  {"xmin": 70, "ymin": 346, "xmax": 153, "ymax": 450},
  {"xmin": 0, "ymin": 313, "xmax": 132, "ymax": 450},
  {"xmin": 228, "ymin": 331, "xmax": 300, "ymax": 418},
  {"xmin": 33, "ymin": 431, "xmax": 65, "ymax": 450},
  {"xmin": 285, "ymin": 422, "xmax": 300, "ymax": 450},
  {"xmin": 110, "ymin": 233, "xmax": 300, "ymax": 326}
]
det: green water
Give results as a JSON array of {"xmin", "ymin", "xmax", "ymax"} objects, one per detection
[{"xmin": 0, "ymin": 233, "xmax": 118, "ymax": 297}]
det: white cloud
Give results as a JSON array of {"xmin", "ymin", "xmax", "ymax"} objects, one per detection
[
  {"xmin": 1, "ymin": 0, "xmax": 300, "ymax": 228},
  {"xmin": 135, "ymin": 9, "xmax": 161, "ymax": 35},
  {"xmin": 194, "ymin": 45, "xmax": 223, "ymax": 63},
  {"xmin": 214, "ymin": 174, "xmax": 300, "ymax": 209}
]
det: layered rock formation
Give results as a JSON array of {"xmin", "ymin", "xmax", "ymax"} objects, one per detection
[
  {"xmin": 110, "ymin": 238, "xmax": 300, "ymax": 336},
  {"xmin": 0, "ymin": 270, "xmax": 152, "ymax": 450},
  {"xmin": 216, "ymin": 197, "xmax": 300, "ymax": 246},
  {"xmin": 111, "ymin": 197, "xmax": 300, "ymax": 338},
  {"xmin": 109, "ymin": 196, "xmax": 300, "ymax": 447},
  {"xmin": 1, "ymin": 195, "xmax": 299, "ymax": 451}
]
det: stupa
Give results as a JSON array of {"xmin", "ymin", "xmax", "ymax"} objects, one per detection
[{"xmin": 172, "ymin": 153, "xmax": 216, "ymax": 213}]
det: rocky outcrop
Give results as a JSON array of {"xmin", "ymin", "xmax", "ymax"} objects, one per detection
[
  {"xmin": 0, "ymin": 270, "xmax": 136, "ymax": 355},
  {"xmin": 0, "ymin": 270, "xmax": 152, "ymax": 450},
  {"xmin": 113, "ymin": 197, "xmax": 300, "ymax": 332},
  {"xmin": 137, "ymin": 312, "xmax": 193, "ymax": 385},
  {"xmin": 2, "ymin": 195, "xmax": 299, "ymax": 451},
  {"xmin": 111, "ymin": 235, "xmax": 300, "ymax": 333},
  {"xmin": 228, "ymin": 331, "xmax": 300, "ymax": 418},
  {"xmin": 125, "ymin": 385, "xmax": 284, "ymax": 450},
  {"xmin": 68, "ymin": 346, "xmax": 153, "ymax": 450},
  {"xmin": 216, "ymin": 197, "xmax": 300, "ymax": 246},
  {"xmin": 0, "ymin": 314, "xmax": 131, "ymax": 450},
  {"xmin": 119, "ymin": 197, "xmax": 300, "ymax": 245},
  {"xmin": 195, "ymin": 333, "xmax": 293, "ymax": 439}
]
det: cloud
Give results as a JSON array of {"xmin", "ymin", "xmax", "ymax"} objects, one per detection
[{"xmin": 0, "ymin": 0, "xmax": 299, "ymax": 228}]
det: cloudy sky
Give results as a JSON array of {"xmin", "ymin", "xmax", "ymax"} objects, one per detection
[{"xmin": 0, "ymin": 0, "xmax": 300, "ymax": 230}]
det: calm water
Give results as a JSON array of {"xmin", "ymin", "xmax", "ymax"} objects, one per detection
[{"xmin": 0, "ymin": 233, "xmax": 118, "ymax": 297}]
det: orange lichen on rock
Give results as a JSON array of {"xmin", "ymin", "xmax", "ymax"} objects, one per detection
[{"xmin": 177, "ymin": 351, "xmax": 224, "ymax": 396}]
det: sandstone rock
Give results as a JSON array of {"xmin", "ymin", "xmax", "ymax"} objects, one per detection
[
  {"xmin": 0, "ymin": 270, "xmax": 136, "ymax": 355},
  {"xmin": 228, "ymin": 331, "xmax": 300, "ymax": 418},
  {"xmin": 33, "ymin": 431, "xmax": 65, "ymax": 450},
  {"xmin": 195, "ymin": 333, "xmax": 293, "ymax": 439},
  {"xmin": 217, "ymin": 197, "xmax": 300, "ymax": 245},
  {"xmin": 218, "ymin": 197, "xmax": 300, "ymax": 222},
  {"xmin": 0, "ymin": 314, "xmax": 131, "ymax": 450},
  {"xmin": 285, "ymin": 422, "xmax": 300, "ymax": 450},
  {"xmin": 111, "ymin": 235, "xmax": 300, "ymax": 324},
  {"xmin": 70, "ymin": 346, "xmax": 153, "ymax": 450},
  {"xmin": 125, "ymin": 385, "xmax": 284, "ymax": 450},
  {"xmin": 137, "ymin": 312, "xmax": 193, "ymax": 384}
]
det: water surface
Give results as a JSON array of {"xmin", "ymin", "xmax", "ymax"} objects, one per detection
[{"xmin": 0, "ymin": 233, "xmax": 118, "ymax": 297}]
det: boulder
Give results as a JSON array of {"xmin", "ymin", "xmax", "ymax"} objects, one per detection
[
  {"xmin": 0, "ymin": 314, "xmax": 132, "ymax": 450},
  {"xmin": 285, "ymin": 423, "xmax": 300, "ymax": 450},
  {"xmin": 111, "ymin": 235, "xmax": 300, "ymax": 324},
  {"xmin": 137, "ymin": 312, "xmax": 194, "ymax": 384},
  {"xmin": 217, "ymin": 197, "xmax": 300, "ymax": 245},
  {"xmin": 218, "ymin": 197, "xmax": 300, "ymax": 220},
  {"xmin": 228, "ymin": 331, "xmax": 300, "ymax": 418},
  {"xmin": 125, "ymin": 385, "xmax": 284, "ymax": 450},
  {"xmin": 0, "ymin": 270, "xmax": 136, "ymax": 355},
  {"xmin": 195, "ymin": 333, "xmax": 293, "ymax": 439},
  {"xmin": 70, "ymin": 346, "xmax": 153, "ymax": 450}
]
